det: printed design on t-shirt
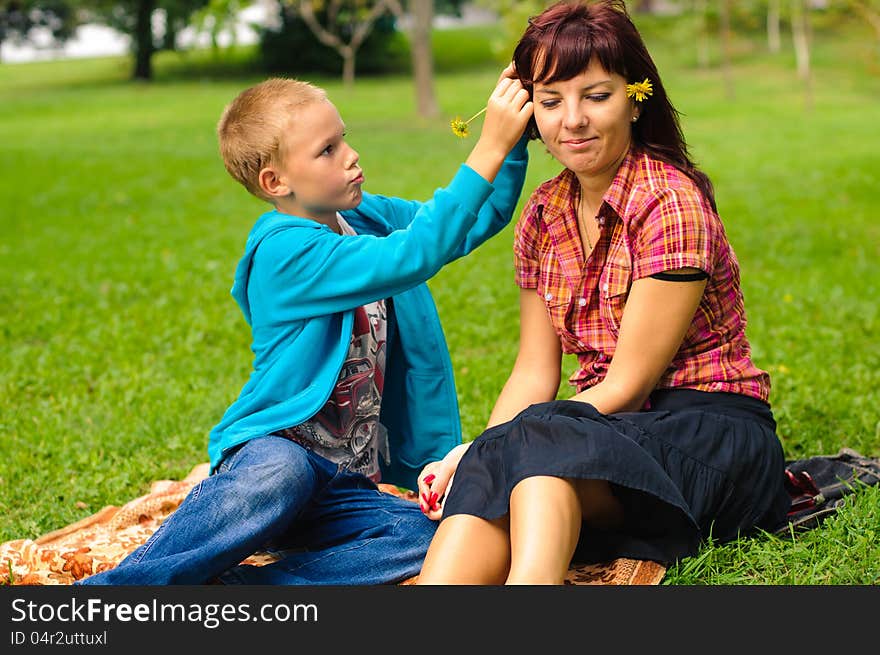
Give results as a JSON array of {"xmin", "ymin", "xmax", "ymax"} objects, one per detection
[{"xmin": 279, "ymin": 299, "xmax": 388, "ymax": 481}]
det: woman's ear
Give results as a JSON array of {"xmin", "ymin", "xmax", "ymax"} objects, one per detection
[
  {"xmin": 631, "ymin": 100, "xmax": 641, "ymax": 123},
  {"xmin": 258, "ymin": 166, "xmax": 291, "ymax": 199}
]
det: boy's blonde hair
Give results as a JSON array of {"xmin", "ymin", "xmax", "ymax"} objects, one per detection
[{"xmin": 217, "ymin": 78, "xmax": 327, "ymax": 202}]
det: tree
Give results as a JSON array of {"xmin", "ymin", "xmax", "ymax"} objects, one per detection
[
  {"xmin": 404, "ymin": 0, "xmax": 438, "ymax": 116},
  {"xmin": 693, "ymin": 0, "xmax": 711, "ymax": 69},
  {"xmin": 191, "ymin": 0, "xmax": 244, "ymax": 54},
  {"xmin": 86, "ymin": 0, "xmax": 208, "ymax": 80},
  {"xmin": 719, "ymin": 0, "xmax": 734, "ymax": 99},
  {"xmin": 851, "ymin": 0, "xmax": 880, "ymax": 36},
  {"xmin": 790, "ymin": 0, "xmax": 813, "ymax": 110},
  {"xmin": 767, "ymin": 0, "xmax": 781, "ymax": 53},
  {"xmin": 388, "ymin": 0, "xmax": 438, "ymax": 117},
  {"xmin": 294, "ymin": 0, "xmax": 403, "ymax": 86},
  {"xmin": 846, "ymin": 1, "xmax": 880, "ymax": 54},
  {"xmin": 0, "ymin": 0, "xmax": 78, "ymax": 62}
]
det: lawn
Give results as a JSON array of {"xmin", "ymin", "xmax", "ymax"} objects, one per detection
[{"xmin": 1, "ymin": 16, "xmax": 878, "ymax": 584}]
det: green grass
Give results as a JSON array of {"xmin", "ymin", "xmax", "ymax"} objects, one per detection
[{"xmin": 1, "ymin": 19, "xmax": 878, "ymax": 584}]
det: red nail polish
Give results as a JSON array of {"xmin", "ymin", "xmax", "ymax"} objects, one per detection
[
  {"xmin": 420, "ymin": 503, "xmax": 427, "ymax": 513},
  {"xmin": 421, "ymin": 492, "xmax": 430, "ymax": 504},
  {"xmin": 429, "ymin": 492, "xmax": 439, "ymax": 505},
  {"xmin": 424, "ymin": 474, "xmax": 436, "ymax": 484}
]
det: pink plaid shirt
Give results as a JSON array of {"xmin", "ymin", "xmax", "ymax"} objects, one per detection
[{"xmin": 514, "ymin": 149, "xmax": 770, "ymax": 402}]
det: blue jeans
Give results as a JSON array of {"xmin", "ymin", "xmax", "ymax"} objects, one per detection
[{"xmin": 76, "ymin": 436, "xmax": 436, "ymax": 585}]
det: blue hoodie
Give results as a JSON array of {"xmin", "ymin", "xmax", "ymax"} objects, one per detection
[{"xmin": 207, "ymin": 138, "xmax": 529, "ymax": 490}]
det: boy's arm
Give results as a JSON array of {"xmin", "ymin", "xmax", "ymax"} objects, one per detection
[
  {"xmin": 255, "ymin": 69, "xmax": 532, "ymax": 322},
  {"xmin": 352, "ymin": 69, "xmax": 531, "ymax": 260},
  {"xmin": 255, "ymin": 166, "xmax": 495, "ymax": 321},
  {"xmin": 353, "ymin": 135, "xmax": 528, "ymax": 258},
  {"xmin": 448, "ymin": 135, "xmax": 528, "ymax": 261}
]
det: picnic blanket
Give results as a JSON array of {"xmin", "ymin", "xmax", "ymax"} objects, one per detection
[{"xmin": 0, "ymin": 463, "xmax": 666, "ymax": 586}]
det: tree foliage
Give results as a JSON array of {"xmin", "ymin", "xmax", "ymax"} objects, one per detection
[
  {"xmin": 83, "ymin": 0, "xmax": 210, "ymax": 79},
  {"xmin": 0, "ymin": 0, "xmax": 79, "ymax": 60},
  {"xmin": 291, "ymin": 0, "xmax": 404, "ymax": 86}
]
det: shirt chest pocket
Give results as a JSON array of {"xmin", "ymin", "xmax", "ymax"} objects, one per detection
[
  {"xmin": 599, "ymin": 261, "xmax": 632, "ymax": 336},
  {"xmin": 537, "ymin": 284, "xmax": 573, "ymax": 336}
]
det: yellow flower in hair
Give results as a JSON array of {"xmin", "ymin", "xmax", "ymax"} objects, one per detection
[
  {"xmin": 450, "ymin": 107, "xmax": 487, "ymax": 138},
  {"xmin": 626, "ymin": 78, "xmax": 653, "ymax": 102}
]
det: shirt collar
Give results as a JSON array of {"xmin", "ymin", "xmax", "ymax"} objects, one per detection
[
  {"xmin": 602, "ymin": 148, "xmax": 641, "ymax": 220},
  {"xmin": 536, "ymin": 148, "xmax": 641, "ymax": 225}
]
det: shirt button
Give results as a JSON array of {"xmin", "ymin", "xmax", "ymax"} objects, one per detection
[
  {"xmin": 578, "ymin": 298, "xmax": 587, "ymax": 307},
  {"xmin": 602, "ymin": 283, "xmax": 609, "ymax": 292},
  {"xmin": 545, "ymin": 292, "xmax": 553, "ymax": 301}
]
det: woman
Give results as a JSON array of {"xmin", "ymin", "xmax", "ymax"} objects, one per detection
[{"xmin": 414, "ymin": 0, "xmax": 790, "ymax": 584}]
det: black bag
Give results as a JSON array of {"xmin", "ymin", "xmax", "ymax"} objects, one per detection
[{"xmin": 773, "ymin": 448, "xmax": 880, "ymax": 535}]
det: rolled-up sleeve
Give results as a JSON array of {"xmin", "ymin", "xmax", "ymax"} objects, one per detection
[
  {"xmin": 630, "ymin": 186, "xmax": 718, "ymax": 280},
  {"xmin": 513, "ymin": 196, "xmax": 542, "ymax": 289}
]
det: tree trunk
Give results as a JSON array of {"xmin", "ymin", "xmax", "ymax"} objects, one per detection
[
  {"xmin": 791, "ymin": 0, "xmax": 813, "ymax": 110},
  {"xmin": 298, "ymin": 0, "xmax": 401, "ymax": 87},
  {"xmin": 852, "ymin": 1, "xmax": 880, "ymax": 58},
  {"xmin": 767, "ymin": 0, "xmax": 781, "ymax": 53},
  {"xmin": 342, "ymin": 50, "xmax": 356, "ymax": 87},
  {"xmin": 410, "ymin": 0, "xmax": 438, "ymax": 117},
  {"xmin": 133, "ymin": 0, "xmax": 156, "ymax": 80},
  {"xmin": 695, "ymin": 0, "xmax": 710, "ymax": 69},
  {"xmin": 719, "ymin": 0, "xmax": 734, "ymax": 100}
]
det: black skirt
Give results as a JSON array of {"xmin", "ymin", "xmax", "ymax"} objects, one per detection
[{"xmin": 441, "ymin": 390, "xmax": 791, "ymax": 566}]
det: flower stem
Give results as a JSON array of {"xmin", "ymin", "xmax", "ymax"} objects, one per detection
[{"xmin": 465, "ymin": 106, "xmax": 487, "ymax": 124}]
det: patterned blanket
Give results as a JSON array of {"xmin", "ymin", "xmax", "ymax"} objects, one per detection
[{"xmin": 0, "ymin": 464, "xmax": 666, "ymax": 586}]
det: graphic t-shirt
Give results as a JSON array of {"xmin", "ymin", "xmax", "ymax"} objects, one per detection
[{"xmin": 275, "ymin": 215, "xmax": 389, "ymax": 481}]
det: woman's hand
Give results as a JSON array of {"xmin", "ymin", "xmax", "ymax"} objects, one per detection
[{"xmin": 416, "ymin": 443, "xmax": 471, "ymax": 520}]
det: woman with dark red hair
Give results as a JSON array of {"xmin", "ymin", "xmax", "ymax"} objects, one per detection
[{"xmin": 415, "ymin": 0, "xmax": 789, "ymax": 584}]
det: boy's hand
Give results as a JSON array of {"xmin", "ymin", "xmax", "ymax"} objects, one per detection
[
  {"xmin": 496, "ymin": 61, "xmax": 519, "ymax": 84},
  {"xmin": 465, "ymin": 64, "xmax": 533, "ymax": 182}
]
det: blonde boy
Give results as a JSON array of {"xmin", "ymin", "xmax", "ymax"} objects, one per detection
[{"xmin": 79, "ymin": 72, "xmax": 532, "ymax": 585}]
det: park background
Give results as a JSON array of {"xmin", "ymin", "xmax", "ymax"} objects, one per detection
[{"xmin": 1, "ymin": 0, "xmax": 878, "ymax": 584}]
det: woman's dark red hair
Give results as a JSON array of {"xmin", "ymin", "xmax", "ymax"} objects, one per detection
[{"xmin": 513, "ymin": 0, "xmax": 715, "ymax": 209}]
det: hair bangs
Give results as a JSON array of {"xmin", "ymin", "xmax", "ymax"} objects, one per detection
[
  {"xmin": 520, "ymin": 10, "xmax": 628, "ymax": 87},
  {"xmin": 532, "ymin": 23, "xmax": 593, "ymax": 85}
]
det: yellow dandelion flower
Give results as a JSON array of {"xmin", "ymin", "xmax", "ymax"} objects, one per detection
[
  {"xmin": 626, "ymin": 78, "xmax": 653, "ymax": 102},
  {"xmin": 450, "ymin": 117, "xmax": 469, "ymax": 138},
  {"xmin": 450, "ymin": 107, "xmax": 487, "ymax": 138}
]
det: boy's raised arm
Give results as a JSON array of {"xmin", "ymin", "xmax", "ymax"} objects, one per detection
[
  {"xmin": 464, "ymin": 63, "xmax": 533, "ymax": 184},
  {"xmin": 251, "ymin": 68, "xmax": 533, "ymax": 321}
]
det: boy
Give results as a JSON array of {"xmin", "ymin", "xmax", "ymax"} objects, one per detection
[{"xmin": 78, "ymin": 70, "xmax": 532, "ymax": 585}]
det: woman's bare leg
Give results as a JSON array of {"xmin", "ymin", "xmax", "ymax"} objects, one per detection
[
  {"xmin": 416, "ymin": 514, "xmax": 510, "ymax": 585},
  {"xmin": 505, "ymin": 476, "xmax": 581, "ymax": 584},
  {"xmin": 506, "ymin": 476, "xmax": 624, "ymax": 585}
]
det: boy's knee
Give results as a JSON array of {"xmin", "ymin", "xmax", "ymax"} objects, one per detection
[
  {"xmin": 394, "ymin": 505, "xmax": 438, "ymax": 546},
  {"xmin": 232, "ymin": 437, "xmax": 316, "ymax": 498}
]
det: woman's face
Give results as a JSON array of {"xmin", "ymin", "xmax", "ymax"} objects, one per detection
[{"xmin": 532, "ymin": 57, "xmax": 637, "ymax": 185}]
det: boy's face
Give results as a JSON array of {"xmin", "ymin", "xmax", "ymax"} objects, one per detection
[{"xmin": 269, "ymin": 99, "xmax": 364, "ymax": 223}]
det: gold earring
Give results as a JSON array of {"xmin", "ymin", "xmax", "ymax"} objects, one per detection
[{"xmin": 632, "ymin": 116, "xmax": 638, "ymax": 122}]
